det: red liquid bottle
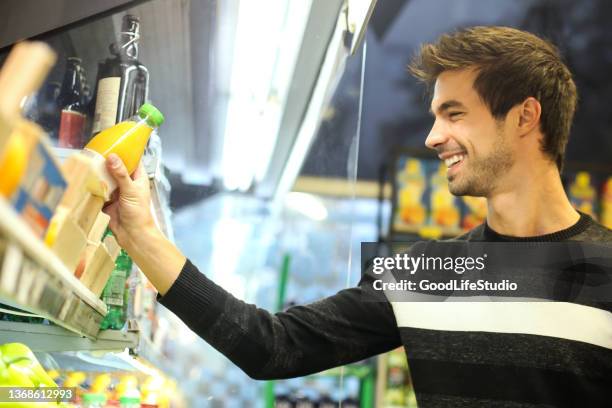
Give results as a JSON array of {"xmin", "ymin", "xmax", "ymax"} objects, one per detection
[{"xmin": 58, "ymin": 57, "xmax": 86, "ymax": 147}]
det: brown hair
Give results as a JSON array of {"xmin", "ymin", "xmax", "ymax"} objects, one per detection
[{"xmin": 409, "ymin": 26, "xmax": 577, "ymax": 170}]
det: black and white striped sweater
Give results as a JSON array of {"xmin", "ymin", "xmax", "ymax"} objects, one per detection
[{"xmin": 159, "ymin": 213, "xmax": 611, "ymax": 407}]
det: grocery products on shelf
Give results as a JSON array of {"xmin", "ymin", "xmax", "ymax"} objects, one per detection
[
  {"xmin": 461, "ymin": 195, "xmax": 487, "ymax": 231},
  {"xmin": 0, "ymin": 36, "xmax": 170, "ymax": 342},
  {"xmin": 0, "ymin": 342, "xmax": 58, "ymax": 387},
  {"xmin": 568, "ymin": 171, "xmax": 598, "ymax": 219},
  {"xmin": 391, "ymin": 153, "xmax": 612, "ymax": 239},
  {"xmin": 430, "ymin": 163, "xmax": 460, "ymax": 229},
  {"xmin": 50, "ymin": 369, "xmax": 179, "ymax": 408},
  {"xmin": 0, "ymin": 42, "xmax": 66, "ymax": 239},
  {"xmin": 396, "ymin": 158, "xmax": 427, "ymax": 227},
  {"xmin": 392, "ymin": 154, "xmax": 471, "ymax": 238},
  {"xmin": 7, "ymin": 120, "xmax": 67, "ymax": 238},
  {"xmin": 273, "ymin": 377, "xmax": 361, "ymax": 408},
  {"xmin": 601, "ymin": 176, "xmax": 612, "ymax": 229},
  {"xmin": 82, "ymin": 392, "xmax": 107, "ymax": 408},
  {"xmin": 382, "ymin": 348, "xmax": 417, "ymax": 408}
]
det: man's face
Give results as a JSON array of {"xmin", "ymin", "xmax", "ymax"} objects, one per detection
[{"xmin": 425, "ymin": 69, "xmax": 515, "ymax": 197}]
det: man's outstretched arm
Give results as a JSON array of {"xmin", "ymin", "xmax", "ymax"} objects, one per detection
[
  {"xmin": 158, "ymin": 259, "xmax": 401, "ymax": 379},
  {"xmin": 103, "ymin": 154, "xmax": 402, "ymax": 379}
]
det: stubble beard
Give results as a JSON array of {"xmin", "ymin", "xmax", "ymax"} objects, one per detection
[{"xmin": 448, "ymin": 128, "xmax": 514, "ymax": 197}]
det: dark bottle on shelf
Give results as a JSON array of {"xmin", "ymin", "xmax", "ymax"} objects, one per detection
[
  {"xmin": 90, "ymin": 14, "xmax": 149, "ymax": 138},
  {"xmin": 58, "ymin": 57, "xmax": 86, "ymax": 148},
  {"xmin": 33, "ymin": 81, "xmax": 62, "ymax": 140},
  {"xmin": 79, "ymin": 68, "xmax": 94, "ymax": 137},
  {"xmin": 317, "ymin": 394, "xmax": 338, "ymax": 408},
  {"xmin": 274, "ymin": 384, "xmax": 295, "ymax": 408}
]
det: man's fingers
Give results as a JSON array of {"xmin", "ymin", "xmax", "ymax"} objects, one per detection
[{"xmin": 105, "ymin": 154, "xmax": 133, "ymax": 192}]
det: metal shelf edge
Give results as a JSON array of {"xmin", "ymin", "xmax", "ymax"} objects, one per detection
[{"xmin": 0, "ymin": 321, "xmax": 138, "ymax": 352}]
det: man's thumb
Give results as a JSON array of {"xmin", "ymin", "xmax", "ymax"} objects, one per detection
[{"xmin": 106, "ymin": 154, "xmax": 133, "ymax": 191}]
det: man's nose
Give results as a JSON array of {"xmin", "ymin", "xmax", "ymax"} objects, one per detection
[{"xmin": 424, "ymin": 121, "xmax": 449, "ymax": 150}]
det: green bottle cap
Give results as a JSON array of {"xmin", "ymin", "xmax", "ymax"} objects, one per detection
[
  {"xmin": 138, "ymin": 103, "xmax": 165, "ymax": 127},
  {"xmin": 83, "ymin": 393, "xmax": 107, "ymax": 403}
]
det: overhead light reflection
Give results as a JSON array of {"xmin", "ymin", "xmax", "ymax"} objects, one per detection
[{"xmin": 285, "ymin": 192, "xmax": 328, "ymax": 221}]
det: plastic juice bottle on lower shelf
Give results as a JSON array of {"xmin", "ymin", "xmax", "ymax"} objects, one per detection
[
  {"xmin": 64, "ymin": 371, "xmax": 87, "ymax": 405},
  {"xmin": 141, "ymin": 376, "xmax": 162, "ymax": 408},
  {"xmin": 101, "ymin": 249, "xmax": 132, "ymax": 330},
  {"xmin": 82, "ymin": 103, "xmax": 164, "ymax": 196},
  {"xmin": 82, "ymin": 392, "xmax": 107, "ymax": 408},
  {"xmin": 116, "ymin": 375, "xmax": 141, "ymax": 408},
  {"xmin": 91, "ymin": 373, "xmax": 112, "ymax": 403},
  {"xmin": 119, "ymin": 394, "xmax": 141, "ymax": 408}
]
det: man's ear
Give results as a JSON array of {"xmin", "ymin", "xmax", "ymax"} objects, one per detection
[{"xmin": 518, "ymin": 97, "xmax": 542, "ymax": 136}]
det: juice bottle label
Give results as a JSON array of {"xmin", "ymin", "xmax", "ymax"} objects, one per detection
[
  {"xmin": 92, "ymin": 77, "xmax": 121, "ymax": 134},
  {"xmin": 58, "ymin": 110, "xmax": 85, "ymax": 148}
]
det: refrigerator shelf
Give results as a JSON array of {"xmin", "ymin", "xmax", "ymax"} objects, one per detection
[
  {"xmin": 0, "ymin": 197, "xmax": 107, "ymax": 338},
  {"xmin": 0, "ymin": 320, "xmax": 138, "ymax": 352}
]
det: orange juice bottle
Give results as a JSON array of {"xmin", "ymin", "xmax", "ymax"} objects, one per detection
[{"xmin": 82, "ymin": 103, "xmax": 164, "ymax": 197}]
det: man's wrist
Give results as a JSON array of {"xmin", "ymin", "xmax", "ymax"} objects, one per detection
[
  {"xmin": 123, "ymin": 222, "xmax": 186, "ymax": 296},
  {"xmin": 123, "ymin": 222, "xmax": 163, "ymax": 256}
]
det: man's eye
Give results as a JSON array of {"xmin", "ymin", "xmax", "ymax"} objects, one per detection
[{"xmin": 449, "ymin": 112, "xmax": 463, "ymax": 118}]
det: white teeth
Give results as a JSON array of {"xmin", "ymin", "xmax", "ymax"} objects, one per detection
[{"xmin": 444, "ymin": 154, "xmax": 465, "ymax": 167}]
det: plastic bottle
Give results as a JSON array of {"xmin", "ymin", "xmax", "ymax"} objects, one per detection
[
  {"xmin": 82, "ymin": 103, "xmax": 164, "ymax": 197},
  {"xmin": 119, "ymin": 395, "xmax": 141, "ymax": 408},
  {"xmin": 100, "ymin": 249, "xmax": 132, "ymax": 330},
  {"xmin": 64, "ymin": 371, "xmax": 87, "ymax": 405},
  {"xmin": 90, "ymin": 373, "xmax": 112, "ymax": 403},
  {"xmin": 140, "ymin": 376, "xmax": 163, "ymax": 408},
  {"xmin": 274, "ymin": 383, "xmax": 294, "ymax": 408},
  {"xmin": 82, "ymin": 392, "xmax": 107, "ymax": 408},
  {"xmin": 115, "ymin": 375, "xmax": 140, "ymax": 407}
]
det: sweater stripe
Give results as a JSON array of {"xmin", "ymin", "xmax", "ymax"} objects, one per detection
[
  {"xmin": 389, "ymin": 301, "xmax": 612, "ymax": 350},
  {"xmin": 405, "ymin": 357, "xmax": 609, "ymax": 407}
]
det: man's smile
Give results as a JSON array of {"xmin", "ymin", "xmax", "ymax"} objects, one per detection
[{"xmin": 438, "ymin": 151, "xmax": 467, "ymax": 176}]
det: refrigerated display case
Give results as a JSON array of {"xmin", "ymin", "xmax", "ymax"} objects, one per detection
[{"xmin": 0, "ymin": 0, "xmax": 374, "ymax": 406}]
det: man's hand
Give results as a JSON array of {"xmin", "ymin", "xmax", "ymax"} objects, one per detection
[
  {"xmin": 103, "ymin": 153, "xmax": 157, "ymax": 252},
  {"xmin": 102, "ymin": 153, "xmax": 185, "ymax": 296}
]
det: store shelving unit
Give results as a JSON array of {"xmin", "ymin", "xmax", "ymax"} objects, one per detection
[
  {"xmin": 0, "ymin": 321, "xmax": 138, "ymax": 352},
  {"xmin": 0, "ymin": 143, "xmax": 172, "ymax": 352},
  {"xmin": 0, "ymin": 197, "xmax": 107, "ymax": 339}
]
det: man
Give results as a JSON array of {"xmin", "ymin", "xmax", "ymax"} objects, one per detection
[{"xmin": 103, "ymin": 26, "xmax": 611, "ymax": 407}]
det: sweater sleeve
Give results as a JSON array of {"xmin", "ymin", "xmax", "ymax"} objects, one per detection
[{"xmin": 157, "ymin": 259, "xmax": 402, "ymax": 380}]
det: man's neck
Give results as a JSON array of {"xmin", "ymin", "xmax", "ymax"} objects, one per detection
[{"xmin": 485, "ymin": 164, "xmax": 580, "ymax": 237}]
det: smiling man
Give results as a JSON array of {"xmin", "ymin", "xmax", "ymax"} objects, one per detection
[
  {"xmin": 411, "ymin": 26, "xmax": 583, "ymax": 237},
  {"xmin": 103, "ymin": 26, "xmax": 611, "ymax": 407}
]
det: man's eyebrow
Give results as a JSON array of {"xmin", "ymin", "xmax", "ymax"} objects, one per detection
[{"xmin": 429, "ymin": 100, "xmax": 466, "ymax": 116}]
